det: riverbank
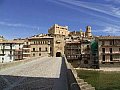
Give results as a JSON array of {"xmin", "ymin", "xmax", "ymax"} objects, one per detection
[
  {"xmin": 75, "ymin": 67, "xmax": 120, "ymax": 72},
  {"xmin": 77, "ymin": 69, "xmax": 120, "ymax": 90}
]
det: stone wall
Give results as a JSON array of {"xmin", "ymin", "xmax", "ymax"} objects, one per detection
[
  {"xmin": 0, "ymin": 57, "xmax": 42, "ymax": 71},
  {"xmin": 63, "ymin": 56, "xmax": 95, "ymax": 90}
]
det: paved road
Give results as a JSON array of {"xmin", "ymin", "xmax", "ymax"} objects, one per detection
[{"xmin": 0, "ymin": 57, "xmax": 67, "ymax": 90}]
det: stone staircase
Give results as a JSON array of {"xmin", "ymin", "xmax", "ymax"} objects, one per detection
[{"xmin": 76, "ymin": 77, "xmax": 95, "ymax": 90}]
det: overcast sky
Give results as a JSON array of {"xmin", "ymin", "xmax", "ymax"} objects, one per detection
[{"xmin": 0, "ymin": 0, "xmax": 120, "ymax": 39}]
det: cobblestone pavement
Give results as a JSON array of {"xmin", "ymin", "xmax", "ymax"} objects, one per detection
[{"xmin": 0, "ymin": 57, "xmax": 63, "ymax": 90}]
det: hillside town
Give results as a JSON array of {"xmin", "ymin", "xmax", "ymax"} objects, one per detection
[{"xmin": 0, "ymin": 24, "xmax": 120, "ymax": 69}]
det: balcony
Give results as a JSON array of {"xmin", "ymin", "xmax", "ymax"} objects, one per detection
[
  {"xmin": 23, "ymin": 48, "xmax": 31, "ymax": 50},
  {"xmin": 1, "ymin": 49, "xmax": 14, "ymax": 51},
  {"xmin": 102, "ymin": 60, "xmax": 120, "ymax": 63},
  {"xmin": 23, "ymin": 52, "xmax": 30, "ymax": 54},
  {"xmin": 0, "ymin": 54, "xmax": 5, "ymax": 56},
  {"xmin": 23, "ymin": 45, "xmax": 30, "ymax": 48},
  {"xmin": 66, "ymin": 55, "xmax": 80, "ymax": 60},
  {"xmin": 56, "ymin": 40, "xmax": 61, "ymax": 43},
  {"xmin": 113, "ymin": 59, "xmax": 120, "ymax": 62},
  {"xmin": 102, "ymin": 52, "xmax": 120, "ymax": 55},
  {"xmin": 66, "ymin": 47, "xmax": 80, "ymax": 49},
  {"xmin": 31, "ymin": 50, "xmax": 48, "ymax": 52},
  {"xmin": 101, "ymin": 44, "xmax": 120, "ymax": 47}
]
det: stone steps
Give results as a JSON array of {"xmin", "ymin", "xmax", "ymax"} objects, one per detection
[
  {"xmin": 76, "ymin": 78, "xmax": 84, "ymax": 83},
  {"xmin": 83, "ymin": 87, "xmax": 95, "ymax": 90},
  {"xmin": 80, "ymin": 84, "xmax": 92, "ymax": 89},
  {"xmin": 78, "ymin": 82, "xmax": 88, "ymax": 86},
  {"xmin": 76, "ymin": 77, "xmax": 95, "ymax": 90}
]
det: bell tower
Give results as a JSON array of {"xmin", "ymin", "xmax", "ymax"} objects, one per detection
[{"xmin": 85, "ymin": 26, "xmax": 92, "ymax": 37}]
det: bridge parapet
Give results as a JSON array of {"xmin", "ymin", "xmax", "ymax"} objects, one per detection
[
  {"xmin": 63, "ymin": 56, "xmax": 95, "ymax": 90},
  {"xmin": 0, "ymin": 56, "xmax": 44, "ymax": 71}
]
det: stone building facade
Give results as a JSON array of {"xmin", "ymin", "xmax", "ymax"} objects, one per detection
[
  {"xmin": 69, "ymin": 26, "xmax": 93, "ymax": 39},
  {"xmin": 52, "ymin": 34, "xmax": 65, "ymax": 57},
  {"xmin": 0, "ymin": 36, "xmax": 5, "ymax": 42},
  {"xmin": 64, "ymin": 25, "xmax": 94, "ymax": 68},
  {"xmin": 98, "ymin": 36, "xmax": 120, "ymax": 67},
  {"xmin": 65, "ymin": 40, "xmax": 81, "ymax": 68},
  {"xmin": 65, "ymin": 41, "xmax": 81, "ymax": 60},
  {"xmin": 48, "ymin": 24, "xmax": 70, "ymax": 36},
  {"xmin": 13, "ymin": 39, "xmax": 24, "ymax": 60},
  {"xmin": 23, "ymin": 39, "xmax": 31, "ymax": 59},
  {"xmin": 80, "ymin": 39, "xmax": 92, "ymax": 68},
  {"xmin": 28, "ymin": 34, "xmax": 53, "ymax": 57},
  {"xmin": 0, "ymin": 40, "xmax": 24, "ymax": 63},
  {"xmin": 65, "ymin": 31, "xmax": 93, "ymax": 68},
  {"xmin": 26, "ymin": 34, "xmax": 65, "ymax": 57}
]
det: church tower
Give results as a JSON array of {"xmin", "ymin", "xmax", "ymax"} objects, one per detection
[{"xmin": 85, "ymin": 26, "xmax": 92, "ymax": 37}]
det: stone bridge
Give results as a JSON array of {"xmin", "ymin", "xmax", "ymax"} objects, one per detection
[{"xmin": 0, "ymin": 57, "xmax": 95, "ymax": 90}]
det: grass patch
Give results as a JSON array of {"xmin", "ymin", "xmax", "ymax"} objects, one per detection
[{"xmin": 77, "ymin": 70, "xmax": 120, "ymax": 90}]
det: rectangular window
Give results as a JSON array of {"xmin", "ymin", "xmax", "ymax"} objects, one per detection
[
  {"xmin": 87, "ymin": 45, "xmax": 89, "ymax": 48},
  {"xmin": 33, "ymin": 53, "xmax": 35, "ymax": 57},
  {"xmin": 34, "ymin": 41, "xmax": 35, "ymax": 44},
  {"xmin": 102, "ymin": 48, "xmax": 105, "ymax": 53},
  {"xmin": 87, "ymin": 45, "xmax": 90, "ymax": 50},
  {"xmin": 39, "ymin": 48, "xmax": 41, "ymax": 51},
  {"xmin": 110, "ymin": 41, "xmax": 113, "ymax": 45},
  {"xmin": 119, "ymin": 48, "xmax": 120, "ymax": 51},
  {"xmin": 33, "ymin": 48, "xmax": 35, "ymax": 51},
  {"xmin": 109, "ymin": 48, "xmax": 112, "ymax": 53},
  {"xmin": 102, "ymin": 41, "xmax": 104, "ymax": 45},
  {"xmin": 10, "ymin": 56, "xmax": 12, "ymax": 60},
  {"xmin": 102, "ymin": 55, "xmax": 105, "ymax": 61},
  {"xmin": 45, "ymin": 47, "xmax": 47, "ymax": 51},
  {"xmin": 26, "ymin": 42, "xmax": 28, "ymax": 45},
  {"xmin": 2, "ymin": 50, "xmax": 4, "ymax": 54},
  {"xmin": 110, "ymin": 55, "xmax": 113, "ymax": 61},
  {"xmin": 10, "ymin": 44, "xmax": 12, "ymax": 49},
  {"xmin": 50, "ymin": 47, "xmax": 52, "ymax": 51},
  {"xmin": 39, "ymin": 53, "xmax": 41, "ymax": 56},
  {"xmin": 10, "ymin": 51, "xmax": 12, "ymax": 54},
  {"xmin": 113, "ymin": 40, "xmax": 114, "ymax": 45},
  {"xmin": 84, "ymin": 60, "xmax": 88, "ymax": 64}
]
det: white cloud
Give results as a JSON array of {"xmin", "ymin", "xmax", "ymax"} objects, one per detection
[
  {"xmin": 112, "ymin": 7, "xmax": 120, "ymax": 15},
  {"xmin": 105, "ymin": 0, "xmax": 120, "ymax": 3},
  {"xmin": 52, "ymin": 0, "xmax": 120, "ymax": 18},
  {"xmin": 49, "ymin": 0, "xmax": 120, "ymax": 26},
  {"xmin": 0, "ymin": 21, "xmax": 40, "ymax": 30},
  {"xmin": 102, "ymin": 26, "xmax": 120, "ymax": 35}
]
